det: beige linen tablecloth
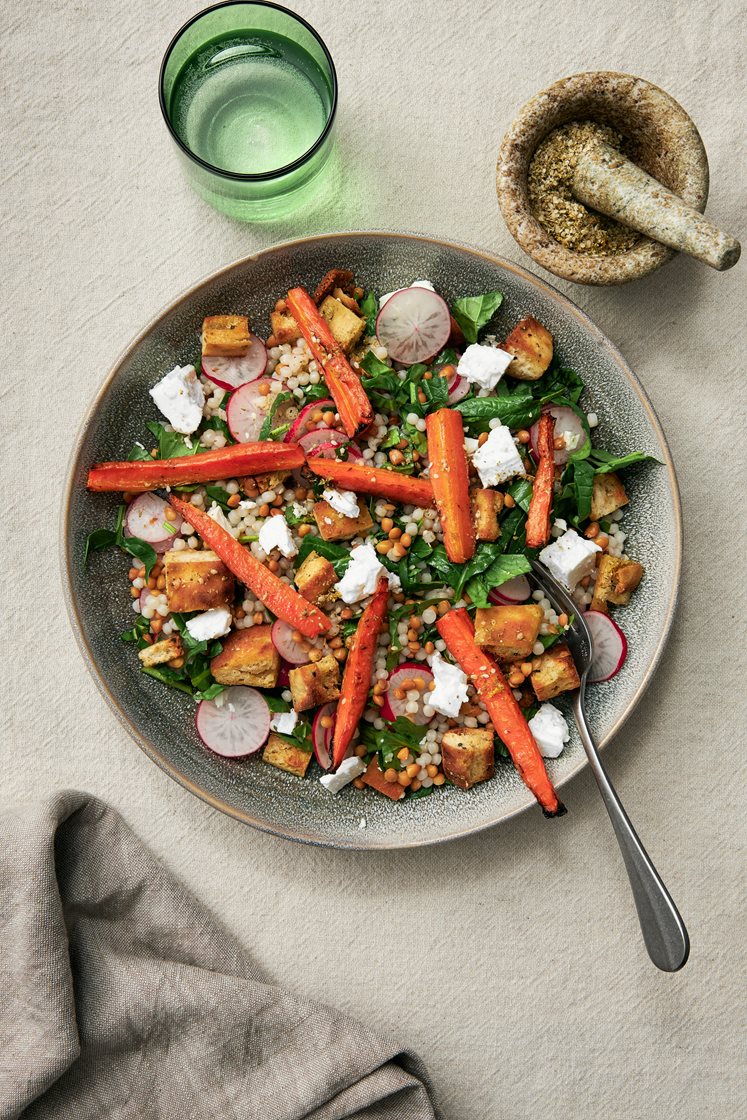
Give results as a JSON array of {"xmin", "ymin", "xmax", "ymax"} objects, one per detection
[{"xmin": 3, "ymin": 1, "xmax": 745, "ymax": 1116}]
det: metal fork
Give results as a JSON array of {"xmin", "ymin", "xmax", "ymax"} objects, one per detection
[{"xmin": 530, "ymin": 560, "xmax": 690, "ymax": 972}]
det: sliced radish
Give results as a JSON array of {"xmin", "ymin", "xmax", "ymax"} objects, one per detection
[
  {"xmin": 375, "ymin": 287, "xmax": 451, "ymax": 364},
  {"xmin": 299, "ymin": 428, "xmax": 349, "ymax": 457},
  {"xmin": 447, "ymin": 373, "xmax": 471, "ymax": 403},
  {"xmin": 125, "ymin": 494, "xmax": 180, "ymax": 552},
  {"xmin": 201, "ymin": 336, "xmax": 267, "ymax": 390},
  {"xmin": 584, "ymin": 610, "xmax": 628, "ymax": 683},
  {"xmin": 381, "ymin": 662, "xmax": 435, "ymax": 725},
  {"xmin": 488, "ymin": 574, "xmax": 531, "ymax": 605},
  {"xmin": 312, "ymin": 702, "xmax": 337, "ymax": 770},
  {"xmin": 286, "ymin": 398, "xmax": 336, "ymax": 442},
  {"xmin": 271, "ymin": 619, "xmax": 311, "ymax": 665},
  {"xmin": 196, "ymin": 686, "xmax": 271, "ymax": 758},
  {"xmin": 530, "ymin": 405, "xmax": 588, "ymax": 465},
  {"xmin": 226, "ymin": 379, "xmax": 274, "ymax": 443}
]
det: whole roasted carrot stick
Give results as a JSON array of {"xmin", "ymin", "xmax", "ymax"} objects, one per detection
[
  {"xmin": 168, "ymin": 495, "xmax": 330, "ymax": 638},
  {"xmin": 426, "ymin": 408, "xmax": 475, "ymax": 563},
  {"xmin": 525, "ymin": 413, "xmax": 556, "ymax": 548},
  {"xmin": 286, "ymin": 286, "xmax": 374, "ymax": 438},
  {"xmin": 332, "ymin": 579, "xmax": 389, "ymax": 768},
  {"xmin": 437, "ymin": 608, "xmax": 565, "ymax": 817},
  {"xmin": 87, "ymin": 442, "xmax": 304, "ymax": 493},
  {"xmin": 304, "ymin": 456, "xmax": 434, "ymax": 507}
]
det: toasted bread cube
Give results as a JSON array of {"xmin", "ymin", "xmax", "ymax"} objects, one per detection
[
  {"xmin": 530, "ymin": 643, "xmax": 580, "ymax": 701},
  {"xmin": 210, "ymin": 626, "xmax": 280, "ymax": 688},
  {"xmin": 262, "ymin": 733, "xmax": 313, "ymax": 778},
  {"xmin": 164, "ymin": 549, "xmax": 234, "ymax": 613},
  {"xmin": 289, "ymin": 655, "xmax": 341, "ymax": 712},
  {"xmin": 590, "ymin": 472, "xmax": 629, "ymax": 522},
  {"xmin": 609, "ymin": 560, "xmax": 643, "ymax": 605},
  {"xmin": 474, "ymin": 603, "xmax": 544, "ymax": 661},
  {"xmin": 294, "ymin": 550, "xmax": 338, "ymax": 604},
  {"xmin": 319, "ymin": 296, "xmax": 366, "ymax": 353},
  {"xmin": 504, "ymin": 317, "xmax": 553, "ymax": 381},
  {"xmin": 591, "ymin": 555, "xmax": 644, "ymax": 611},
  {"xmin": 312, "ymin": 500, "xmax": 374, "ymax": 542},
  {"xmin": 441, "ymin": 728, "xmax": 495, "ymax": 790},
  {"xmin": 361, "ymin": 756, "xmax": 405, "ymax": 800},
  {"xmin": 473, "ymin": 488, "xmax": 503, "ymax": 541},
  {"xmin": 269, "ymin": 309, "xmax": 301, "ymax": 345},
  {"xmin": 313, "ymin": 268, "xmax": 355, "ymax": 304},
  {"xmin": 138, "ymin": 636, "xmax": 183, "ymax": 668},
  {"xmin": 202, "ymin": 315, "xmax": 251, "ymax": 356}
]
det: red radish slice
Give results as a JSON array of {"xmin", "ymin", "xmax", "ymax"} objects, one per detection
[
  {"xmin": 299, "ymin": 428, "xmax": 349, "ymax": 457},
  {"xmin": 125, "ymin": 494, "xmax": 180, "ymax": 552},
  {"xmin": 447, "ymin": 373, "xmax": 470, "ymax": 403},
  {"xmin": 381, "ymin": 662, "xmax": 435, "ymax": 725},
  {"xmin": 286, "ymin": 398, "xmax": 336, "ymax": 442},
  {"xmin": 227, "ymin": 379, "xmax": 274, "ymax": 443},
  {"xmin": 488, "ymin": 574, "xmax": 531, "ymax": 605},
  {"xmin": 530, "ymin": 405, "xmax": 588, "ymax": 465},
  {"xmin": 271, "ymin": 619, "xmax": 311, "ymax": 665},
  {"xmin": 376, "ymin": 287, "xmax": 451, "ymax": 364},
  {"xmin": 201, "ymin": 336, "xmax": 267, "ymax": 390},
  {"xmin": 584, "ymin": 610, "xmax": 628, "ymax": 683},
  {"xmin": 312, "ymin": 702, "xmax": 337, "ymax": 770},
  {"xmin": 196, "ymin": 686, "xmax": 270, "ymax": 758}
]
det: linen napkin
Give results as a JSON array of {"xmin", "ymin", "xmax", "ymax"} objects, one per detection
[{"xmin": 0, "ymin": 791, "xmax": 436, "ymax": 1120}]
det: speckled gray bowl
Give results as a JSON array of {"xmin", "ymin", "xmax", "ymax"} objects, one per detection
[{"xmin": 62, "ymin": 233, "xmax": 681, "ymax": 848}]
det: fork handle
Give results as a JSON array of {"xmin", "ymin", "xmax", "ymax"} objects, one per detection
[{"xmin": 574, "ymin": 692, "xmax": 690, "ymax": 971}]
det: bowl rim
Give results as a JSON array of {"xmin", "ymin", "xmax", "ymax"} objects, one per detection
[{"xmin": 60, "ymin": 231, "xmax": 682, "ymax": 848}]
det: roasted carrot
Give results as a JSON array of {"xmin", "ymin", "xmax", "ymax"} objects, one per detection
[
  {"xmin": 167, "ymin": 495, "xmax": 330, "ymax": 639},
  {"xmin": 426, "ymin": 408, "xmax": 475, "ymax": 563},
  {"xmin": 286, "ymin": 286, "xmax": 374, "ymax": 438},
  {"xmin": 87, "ymin": 442, "xmax": 304, "ymax": 493},
  {"xmin": 525, "ymin": 412, "xmax": 556, "ymax": 548},
  {"xmin": 304, "ymin": 456, "xmax": 434, "ymax": 507},
  {"xmin": 362, "ymin": 756, "xmax": 405, "ymax": 801},
  {"xmin": 437, "ymin": 608, "xmax": 565, "ymax": 817},
  {"xmin": 332, "ymin": 579, "xmax": 389, "ymax": 768}
]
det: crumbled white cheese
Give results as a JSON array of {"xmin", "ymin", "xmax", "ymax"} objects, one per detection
[
  {"xmin": 258, "ymin": 514, "xmax": 297, "ymax": 559},
  {"xmin": 379, "ymin": 279, "xmax": 436, "ymax": 308},
  {"xmin": 335, "ymin": 543, "xmax": 386, "ymax": 604},
  {"xmin": 185, "ymin": 606, "xmax": 232, "ymax": 642},
  {"xmin": 428, "ymin": 651, "xmax": 469, "ymax": 718},
  {"xmin": 320, "ymin": 755, "xmax": 366, "ymax": 793},
  {"xmin": 528, "ymin": 703, "xmax": 570, "ymax": 758},
  {"xmin": 322, "ymin": 488, "xmax": 360, "ymax": 519},
  {"xmin": 387, "ymin": 570, "xmax": 402, "ymax": 592},
  {"xmin": 471, "ymin": 424, "xmax": 524, "ymax": 486},
  {"xmin": 238, "ymin": 499, "xmax": 256, "ymax": 511},
  {"xmin": 457, "ymin": 344, "xmax": 513, "ymax": 390},
  {"xmin": 464, "ymin": 437, "xmax": 480, "ymax": 456},
  {"xmin": 539, "ymin": 529, "xmax": 601, "ymax": 589},
  {"xmin": 149, "ymin": 365, "xmax": 205, "ymax": 434},
  {"xmin": 270, "ymin": 710, "xmax": 299, "ymax": 735},
  {"xmin": 207, "ymin": 502, "xmax": 233, "ymax": 532}
]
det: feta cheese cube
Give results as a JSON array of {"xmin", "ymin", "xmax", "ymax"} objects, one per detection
[
  {"xmin": 471, "ymin": 424, "xmax": 524, "ymax": 486},
  {"xmin": 206, "ymin": 502, "xmax": 233, "ymax": 532},
  {"xmin": 149, "ymin": 365, "xmax": 205, "ymax": 434},
  {"xmin": 457, "ymin": 344, "xmax": 513, "ymax": 390},
  {"xmin": 185, "ymin": 606, "xmax": 232, "ymax": 642},
  {"xmin": 539, "ymin": 529, "xmax": 601, "ymax": 589},
  {"xmin": 258, "ymin": 514, "xmax": 297, "ymax": 559},
  {"xmin": 379, "ymin": 279, "xmax": 436, "ymax": 308},
  {"xmin": 269, "ymin": 710, "xmax": 299, "ymax": 735},
  {"xmin": 428, "ymin": 651, "xmax": 469, "ymax": 718},
  {"xmin": 335, "ymin": 543, "xmax": 386, "ymax": 604},
  {"xmin": 319, "ymin": 755, "xmax": 366, "ymax": 793},
  {"xmin": 322, "ymin": 488, "xmax": 360, "ymax": 519},
  {"xmin": 528, "ymin": 703, "xmax": 570, "ymax": 758}
]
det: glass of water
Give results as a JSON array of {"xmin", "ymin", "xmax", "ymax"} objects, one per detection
[{"xmin": 159, "ymin": 1, "xmax": 338, "ymax": 220}]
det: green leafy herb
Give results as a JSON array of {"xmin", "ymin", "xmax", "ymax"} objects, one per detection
[
  {"xmin": 360, "ymin": 291, "xmax": 378, "ymax": 335},
  {"xmin": 507, "ymin": 477, "xmax": 533, "ymax": 513},
  {"xmin": 588, "ymin": 448, "xmax": 661, "ymax": 473},
  {"xmin": 127, "ymin": 442, "xmax": 151, "ymax": 461},
  {"xmin": 203, "ymin": 484, "xmax": 232, "ymax": 511},
  {"xmin": 359, "ymin": 716, "xmax": 427, "ymax": 771},
  {"xmin": 455, "ymin": 384, "xmax": 539, "ymax": 433},
  {"xmin": 464, "ymin": 553, "xmax": 532, "ymax": 609},
  {"xmin": 84, "ymin": 503, "xmax": 158, "ymax": 577},
  {"xmin": 166, "ymin": 613, "xmax": 226, "ymax": 699},
  {"xmin": 296, "ymin": 535, "xmax": 349, "ymax": 577},
  {"xmin": 146, "ymin": 421, "xmax": 202, "ymax": 459},
  {"xmin": 141, "ymin": 666, "xmax": 194, "ymax": 695},
  {"xmin": 120, "ymin": 614, "xmax": 150, "ymax": 646},
  {"xmin": 451, "ymin": 291, "xmax": 504, "ymax": 344},
  {"xmin": 537, "ymin": 366, "xmax": 584, "ymax": 406},
  {"xmin": 258, "ymin": 390, "xmax": 294, "ymax": 441},
  {"xmin": 284, "ymin": 502, "xmax": 314, "ymax": 527},
  {"xmin": 428, "ymin": 540, "xmax": 508, "ymax": 599}
]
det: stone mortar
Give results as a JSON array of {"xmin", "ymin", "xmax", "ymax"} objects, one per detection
[{"xmin": 496, "ymin": 72, "xmax": 709, "ymax": 285}]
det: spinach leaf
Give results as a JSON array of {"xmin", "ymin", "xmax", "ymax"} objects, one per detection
[
  {"xmin": 302, "ymin": 383, "xmax": 332, "ymax": 404},
  {"xmin": 360, "ymin": 290, "xmax": 378, "ymax": 335},
  {"xmin": 120, "ymin": 614, "xmax": 150, "ymax": 646},
  {"xmin": 127, "ymin": 441, "xmax": 151, "ymax": 461},
  {"xmin": 85, "ymin": 503, "xmax": 157, "ymax": 577},
  {"xmin": 455, "ymin": 384, "xmax": 540, "ymax": 433},
  {"xmin": 588, "ymin": 448, "xmax": 661, "ymax": 473},
  {"xmin": 141, "ymin": 666, "xmax": 194, "ymax": 696},
  {"xmin": 84, "ymin": 527, "xmax": 117, "ymax": 563},
  {"xmin": 537, "ymin": 366, "xmax": 584, "ymax": 405},
  {"xmin": 507, "ymin": 477, "xmax": 533, "ymax": 513},
  {"xmin": 359, "ymin": 351, "xmax": 394, "ymax": 379},
  {"xmin": 296, "ymin": 535, "xmax": 349, "ymax": 577},
  {"xmin": 146, "ymin": 421, "xmax": 202, "ymax": 459},
  {"xmin": 451, "ymin": 292, "xmax": 504, "ymax": 344},
  {"xmin": 572, "ymin": 459, "xmax": 595, "ymax": 522},
  {"xmin": 284, "ymin": 502, "xmax": 314, "ymax": 527},
  {"xmin": 465, "ymin": 553, "xmax": 532, "ymax": 609},
  {"xmin": 359, "ymin": 716, "xmax": 427, "ymax": 770},
  {"xmin": 203, "ymin": 484, "xmax": 232, "ymax": 511},
  {"xmin": 168, "ymin": 613, "xmax": 225, "ymax": 699},
  {"xmin": 428, "ymin": 541, "xmax": 506, "ymax": 598},
  {"xmin": 258, "ymin": 391, "xmax": 294, "ymax": 441}
]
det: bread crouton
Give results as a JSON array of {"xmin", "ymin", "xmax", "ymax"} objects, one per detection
[
  {"xmin": 473, "ymin": 488, "xmax": 503, "ymax": 541},
  {"xmin": 269, "ymin": 309, "xmax": 301, "ymax": 345},
  {"xmin": 312, "ymin": 500, "xmax": 374, "ymax": 541},
  {"xmin": 202, "ymin": 315, "xmax": 251, "ymax": 356},
  {"xmin": 590, "ymin": 472, "xmax": 629, "ymax": 522},
  {"xmin": 530, "ymin": 643, "xmax": 580, "ymax": 701},
  {"xmin": 361, "ymin": 756, "xmax": 405, "ymax": 800},
  {"xmin": 210, "ymin": 626, "xmax": 280, "ymax": 689},
  {"xmin": 289, "ymin": 655, "xmax": 341, "ymax": 712},
  {"xmin": 164, "ymin": 549, "xmax": 234, "ymax": 613},
  {"xmin": 474, "ymin": 603, "xmax": 544, "ymax": 661},
  {"xmin": 262, "ymin": 733, "xmax": 313, "ymax": 778},
  {"xmin": 294, "ymin": 550, "xmax": 338, "ymax": 604},
  {"xmin": 138, "ymin": 636, "xmax": 183, "ymax": 668},
  {"xmin": 313, "ymin": 268, "xmax": 355, "ymax": 304},
  {"xmin": 591, "ymin": 555, "xmax": 644, "ymax": 612},
  {"xmin": 503, "ymin": 317, "xmax": 553, "ymax": 381},
  {"xmin": 319, "ymin": 296, "xmax": 366, "ymax": 353},
  {"xmin": 441, "ymin": 728, "xmax": 495, "ymax": 790}
]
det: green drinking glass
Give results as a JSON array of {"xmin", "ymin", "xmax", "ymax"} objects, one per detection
[{"xmin": 159, "ymin": 1, "xmax": 338, "ymax": 220}]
